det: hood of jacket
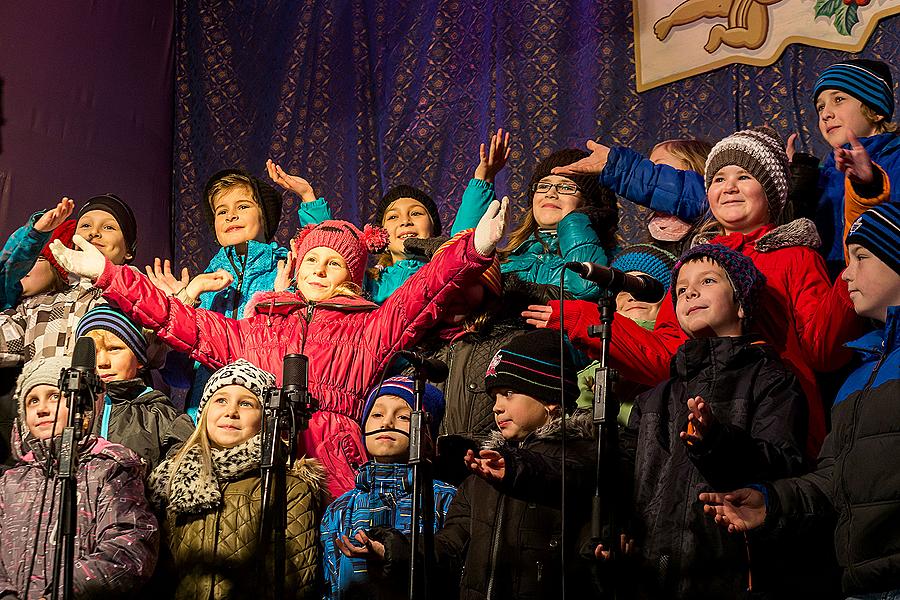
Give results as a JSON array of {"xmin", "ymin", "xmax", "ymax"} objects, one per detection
[{"xmin": 483, "ymin": 407, "xmax": 595, "ymax": 449}]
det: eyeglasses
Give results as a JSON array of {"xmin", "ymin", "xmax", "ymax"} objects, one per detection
[{"xmin": 532, "ymin": 181, "xmax": 580, "ymax": 195}]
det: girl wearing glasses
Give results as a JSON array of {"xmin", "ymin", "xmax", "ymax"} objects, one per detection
[{"xmin": 499, "ymin": 149, "xmax": 618, "ymax": 300}]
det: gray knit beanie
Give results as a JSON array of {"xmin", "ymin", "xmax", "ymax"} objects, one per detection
[{"xmin": 198, "ymin": 359, "xmax": 276, "ymax": 418}]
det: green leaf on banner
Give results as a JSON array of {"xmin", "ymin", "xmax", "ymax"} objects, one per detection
[
  {"xmin": 833, "ymin": 4, "xmax": 860, "ymax": 36},
  {"xmin": 814, "ymin": 0, "xmax": 841, "ymax": 19}
]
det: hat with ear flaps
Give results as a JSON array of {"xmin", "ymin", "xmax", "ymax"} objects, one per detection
[{"xmin": 203, "ymin": 168, "xmax": 284, "ymax": 242}]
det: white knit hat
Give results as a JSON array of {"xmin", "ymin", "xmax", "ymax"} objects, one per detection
[{"xmin": 197, "ymin": 359, "xmax": 276, "ymax": 417}]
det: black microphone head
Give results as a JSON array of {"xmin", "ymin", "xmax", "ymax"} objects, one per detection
[
  {"xmin": 72, "ymin": 336, "xmax": 96, "ymax": 371},
  {"xmin": 282, "ymin": 354, "xmax": 308, "ymax": 389},
  {"xmin": 631, "ymin": 275, "xmax": 666, "ymax": 304},
  {"xmin": 425, "ymin": 357, "xmax": 449, "ymax": 384},
  {"xmin": 564, "ymin": 261, "xmax": 588, "ymax": 276}
]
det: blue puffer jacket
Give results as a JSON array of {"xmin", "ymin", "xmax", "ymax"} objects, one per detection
[
  {"xmin": 817, "ymin": 133, "xmax": 900, "ymax": 266},
  {"xmin": 600, "ymin": 146, "xmax": 708, "ymax": 222},
  {"xmin": 0, "ymin": 212, "xmax": 51, "ymax": 309},
  {"xmin": 501, "ymin": 211, "xmax": 611, "ymax": 300},
  {"xmin": 320, "ymin": 462, "xmax": 456, "ymax": 600}
]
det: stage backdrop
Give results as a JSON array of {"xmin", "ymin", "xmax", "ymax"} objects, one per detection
[{"xmin": 172, "ymin": 1, "xmax": 899, "ymax": 276}]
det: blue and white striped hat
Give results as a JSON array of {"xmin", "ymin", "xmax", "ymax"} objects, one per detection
[
  {"xmin": 814, "ymin": 59, "xmax": 894, "ymax": 121},
  {"xmin": 75, "ymin": 305, "xmax": 148, "ymax": 365},
  {"xmin": 846, "ymin": 202, "xmax": 900, "ymax": 276}
]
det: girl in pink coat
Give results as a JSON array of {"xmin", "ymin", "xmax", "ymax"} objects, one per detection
[{"xmin": 51, "ymin": 200, "xmax": 509, "ymax": 497}]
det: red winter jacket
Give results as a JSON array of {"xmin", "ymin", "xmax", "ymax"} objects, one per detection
[
  {"xmin": 548, "ymin": 220, "xmax": 864, "ymax": 457},
  {"xmin": 96, "ymin": 232, "xmax": 492, "ymax": 497}
]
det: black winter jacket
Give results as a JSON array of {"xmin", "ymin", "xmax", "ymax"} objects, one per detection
[{"xmin": 626, "ymin": 336, "xmax": 808, "ymax": 598}]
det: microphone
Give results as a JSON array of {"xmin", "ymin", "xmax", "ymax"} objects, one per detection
[
  {"xmin": 565, "ymin": 262, "xmax": 665, "ymax": 303},
  {"xmin": 59, "ymin": 336, "xmax": 103, "ymax": 413},
  {"xmin": 397, "ymin": 350, "xmax": 449, "ymax": 383},
  {"xmin": 280, "ymin": 354, "xmax": 316, "ymax": 422}
]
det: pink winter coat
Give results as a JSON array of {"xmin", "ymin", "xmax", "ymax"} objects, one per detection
[{"xmin": 96, "ymin": 232, "xmax": 492, "ymax": 496}]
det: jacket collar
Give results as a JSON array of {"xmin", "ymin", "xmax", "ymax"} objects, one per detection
[
  {"xmin": 214, "ymin": 240, "xmax": 282, "ymax": 269},
  {"xmin": 846, "ymin": 305, "xmax": 899, "ymax": 357},
  {"xmin": 355, "ymin": 461, "xmax": 413, "ymax": 493},
  {"xmin": 509, "ymin": 229, "xmax": 559, "ymax": 255},
  {"xmin": 104, "ymin": 378, "xmax": 154, "ymax": 403},
  {"xmin": 243, "ymin": 289, "xmax": 378, "ymax": 318},
  {"xmin": 710, "ymin": 219, "xmax": 821, "ymax": 253},
  {"xmin": 484, "ymin": 408, "xmax": 595, "ymax": 450},
  {"xmin": 672, "ymin": 336, "xmax": 768, "ymax": 380}
]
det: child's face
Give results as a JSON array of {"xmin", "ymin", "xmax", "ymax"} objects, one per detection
[
  {"xmin": 707, "ymin": 166, "xmax": 770, "ymax": 234},
  {"xmin": 616, "ymin": 271, "xmax": 663, "ymax": 323},
  {"xmin": 25, "ymin": 384, "xmax": 67, "ymax": 440},
  {"xmin": 212, "ymin": 185, "xmax": 266, "ymax": 247},
  {"xmin": 364, "ymin": 395, "xmax": 412, "ymax": 462},
  {"xmin": 88, "ymin": 330, "xmax": 141, "ymax": 383},
  {"xmin": 76, "ymin": 210, "xmax": 131, "ymax": 265},
  {"xmin": 843, "ymin": 244, "xmax": 900, "ymax": 323},
  {"xmin": 382, "ymin": 197, "xmax": 435, "ymax": 261},
  {"xmin": 532, "ymin": 175, "xmax": 584, "ymax": 229},
  {"xmin": 649, "ymin": 144, "xmax": 688, "ymax": 170},
  {"xmin": 295, "ymin": 246, "xmax": 351, "ymax": 301},
  {"xmin": 204, "ymin": 384, "xmax": 262, "ymax": 449},
  {"xmin": 20, "ymin": 258, "xmax": 58, "ymax": 297},
  {"xmin": 674, "ymin": 258, "xmax": 744, "ymax": 338},
  {"xmin": 816, "ymin": 90, "xmax": 879, "ymax": 148},
  {"xmin": 492, "ymin": 388, "xmax": 555, "ymax": 441}
]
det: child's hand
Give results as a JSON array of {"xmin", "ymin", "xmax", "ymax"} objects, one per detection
[
  {"xmin": 521, "ymin": 304, "xmax": 552, "ymax": 328},
  {"xmin": 680, "ymin": 396, "xmax": 715, "ymax": 445},
  {"xmin": 594, "ymin": 533, "xmax": 635, "ymax": 561},
  {"xmin": 785, "ymin": 132, "xmax": 798, "ymax": 163},
  {"xmin": 833, "ymin": 129, "xmax": 873, "ymax": 184},
  {"xmin": 474, "ymin": 128, "xmax": 511, "ymax": 183},
  {"xmin": 334, "ymin": 531, "xmax": 385, "ymax": 560},
  {"xmin": 266, "ymin": 159, "xmax": 317, "ymax": 202},
  {"xmin": 145, "ymin": 258, "xmax": 190, "ymax": 297},
  {"xmin": 49, "ymin": 234, "xmax": 105, "ymax": 280},
  {"xmin": 273, "ymin": 250, "xmax": 295, "ymax": 292},
  {"xmin": 552, "ymin": 140, "xmax": 610, "ymax": 176},
  {"xmin": 34, "ymin": 197, "xmax": 75, "ymax": 233},
  {"xmin": 699, "ymin": 489, "xmax": 766, "ymax": 533},
  {"xmin": 464, "ymin": 449, "xmax": 506, "ymax": 482},
  {"xmin": 184, "ymin": 270, "xmax": 234, "ymax": 304},
  {"xmin": 473, "ymin": 196, "xmax": 509, "ymax": 256}
]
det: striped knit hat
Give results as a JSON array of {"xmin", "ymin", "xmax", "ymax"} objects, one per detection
[
  {"xmin": 198, "ymin": 359, "xmax": 276, "ymax": 418},
  {"xmin": 361, "ymin": 376, "xmax": 446, "ymax": 439},
  {"xmin": 484, "ymin": 329, "xmax": 578, "ymax": 410},
  {"xmin": 611, "ymin": 244, "xmax": 678, "ymax": 293},
  {"xmin": 705, "ymin": 127, "xmax": 791, "ymax": 221},
  {"xmin": 293, "ymin": 220, "xmax": 389, "ymax": 287},
  {"xmin": 76, "ymin": 305, "xmax": 148, "ymax": 366},
  {"xmin": 814, "ymin": 59, "xmax": 894, "ymax": 121},
  {"xmin": 846, "ymin": 202, "xmax": 900, "ymax": 276}
]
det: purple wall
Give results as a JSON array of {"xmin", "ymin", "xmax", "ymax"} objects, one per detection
[{"xmin": 0, "ymin": 3, "xmax": 174, "ymax": 263}]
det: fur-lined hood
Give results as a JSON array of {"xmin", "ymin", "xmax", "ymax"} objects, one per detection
[
  {"xmin": 755, "ymin": 218, "xmax": 821, "ymax": 252},
  {"xmin": 483, "ymin": 408, "xmax": 595, "ymax": 450}
]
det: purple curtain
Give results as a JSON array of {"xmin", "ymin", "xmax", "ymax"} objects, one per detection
[{"xmin": 173, "ymin": 1, "xmax": 900, "ymax": 274}]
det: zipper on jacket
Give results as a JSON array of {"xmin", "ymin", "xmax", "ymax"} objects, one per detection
[
  {"xmin": 485, "ymin": 494, "xmax": 505, "ymax": 600},
  {"xmin": 225, "ymin": 250, "xmax": 247, "ymax": 320},
  {"xmin": 305, "ymin": 302, "xmax": 316, "ymax": 324}
]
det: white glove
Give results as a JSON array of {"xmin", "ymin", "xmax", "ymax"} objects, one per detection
[
  {"xmin": 473, "ymin": 196, "xmax": 509, "ymax": 257},
  {"xmin": 49, "ymin": 234, "xmax": 107, "ymax": 281}
]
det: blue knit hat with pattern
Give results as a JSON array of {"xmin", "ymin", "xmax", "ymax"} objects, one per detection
[
  {"xmin": 75, "ymin": 305, "xmax": 148, "ymax": 366},
  {"xmin": 814, "ymin": 59, "xmax": 894, "ymax": 120},
  {"xmin": 846, "ymin": 202, "xmax": 900, "ymax": 276},
  {"xmin": 672, "ymin": 243, "xmax": 766, "ymax": 322},
  {"xmin": 612, "ymin": 244, "xmax": 678, "ymax": 292},
  {"xmin": 362, "ymin": 376, "xmax": 445, "ymax": 438}
]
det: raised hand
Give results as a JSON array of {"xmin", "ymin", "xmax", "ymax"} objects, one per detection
[
  {"xmin": 49, "ymin": 234, "xmax": 106, "ymax": 281},
  {"xmin": 273, "ymin": 249, "xmax": 296, "ymax": 293},
  {"xmin": 145, "ymin": 258, "xmax": 190, "ymax": 297},
  {"xmin": 473, "ymin": 196, "xmax": 509, "ymax": 256},
  {"xmin": 34, "ymin": 197, "xmax": 75, "ymax": 233},
  {"xmin": 266, "ymin": 159, "xmax": 317, "ymax": 202},
  {"xmin": 334, "ymin": 530, "xmax": 385, "ymax": 560},
  {"xmin": 184, "ymin": 270, "xmax": 234, "ymax": 304},
  {"xmin": 680, "ymin": 396, "xmax": 716, "ymax": 445},
  {"xmin": 474, "ymin": 128, "xmax": 512, "ymax": 183},
  {"xmin": 833, "ymin": 129, "xmax": 874, "ymax": 185},
  {"xmin": 521, "ymin": 304, "xmax": 552, "ymax": 328},
  {"xmin": 464, "ymin": 449, "xmax": 506, "ymax": 482},
  {"xmin": 699, "ymin": 489, "xmax": 766, "ymax": 533},
  {"xmin": 785, "ymin": 132, "xmax": 799, "ymax": 163},
  {"xmin": 551, "ymin": 140, "xmax": 610, "ymax": 176}
]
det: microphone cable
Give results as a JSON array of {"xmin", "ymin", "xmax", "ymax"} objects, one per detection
[{"xmin": 558, "ymin": 268, "xmax": 567, "ymax": 600}]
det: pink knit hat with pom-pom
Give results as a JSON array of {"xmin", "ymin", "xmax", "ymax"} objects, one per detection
[{"xmin": 293, "ymin": 220, "xmax": 388, "ymax": 286}]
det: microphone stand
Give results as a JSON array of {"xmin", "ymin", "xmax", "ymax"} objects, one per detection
[
  {"xmin": 587, "ymin": 290, "xmax": 619, "ymax": 596},
  {"xmin": 259, "ymin": 354, "xmax": 316, "ymax": 600},
  {"xmin": 408, "ymin": 370, "xmax": 435, "ymax": 600}
]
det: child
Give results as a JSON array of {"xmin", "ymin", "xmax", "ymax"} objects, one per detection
[
  {"xmin": 527, "ymin": 128, "xmax": 864, "ymax": 457},
  {"xmin": 500, "ymin": 148, "xmax": 618, "ymax": 301},
  {"xmin": 321, "ymin": 376, "xmax": 456, "ymax": 599},
  {"xmin": 0, "ymin": 355, "xmax": 159, "ymax": 599},
  {"xmin": 268, "ymin": 128, "xmax": 509, "ymax": 304},
  {"xmin": 623, "ymin": 244, "xmax": 807, "ymax": 597},
  {"xmin": 701, "ymin": 202, "xmax": 900, "ymax": 598},
  {"xmin": 75, "ymin": 305, "xmax": 194, "ymax": 471},
  {"xmin": 148, "ymin": 359, "xmax": 324, "ymax": 600},
  {"xmin": 0, "ymin": 194, "xmax": 138, "ymax": 367},
  {"xmin": 337, "ymin": 329, "xmax": 596, "ymax": 598},
  {"xmin": 51, "ymin": 200, "xmax": 509, "ymax": 497}
]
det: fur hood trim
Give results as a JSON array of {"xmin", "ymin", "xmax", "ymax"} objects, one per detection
[
  {"xmin": 755, "ymin": 218, "xmax": 821, "ymax": 252},
  {"xmin": 290, "ymin": 456, "xmax": 331, "ymax": 508},
  {"xmin": 483, "ymin": 408, "xmax": 595, "ymax": 449}
]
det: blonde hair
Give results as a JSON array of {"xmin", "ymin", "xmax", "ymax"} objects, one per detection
[
  {"xmin": 500, "ymin": 210, "xmax": 548, "ymax": 259},
  {"xmin": 652, "ymin": 139, "xmax": 713, "ymax": 174},
  {"xmin": 167, "ymin": 403, "xmax": 216, "ymax": 498},
  {"xmin": 207, "ymin": 174, "xmax": 258, "ymax": 208},
  {"xmin": 860, "ymin": 104, "xmax": 898, "ymax": 134}
]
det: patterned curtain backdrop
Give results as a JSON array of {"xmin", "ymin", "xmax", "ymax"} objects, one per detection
[{"xmin": 173, "ymin": 1, "xmax": 900, "ymax": 274}]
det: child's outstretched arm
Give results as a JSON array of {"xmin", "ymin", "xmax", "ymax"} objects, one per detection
[
  {"xmin": 450, "ymin": 128, "xmax": 510, "ymax": 234},
  {"xmin": 267, "ymin": 159, "xmax": 332, "ymax": 226}
]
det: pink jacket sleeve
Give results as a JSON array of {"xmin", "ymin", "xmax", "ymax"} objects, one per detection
[{"xmin": 95, "ymin": 262, "xmax": 249, "ymax": 369}]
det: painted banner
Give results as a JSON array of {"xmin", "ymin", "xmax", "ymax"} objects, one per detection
[{"xmin": 634, "ymin": 0, "xmax": 900, "ymax": 92}]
